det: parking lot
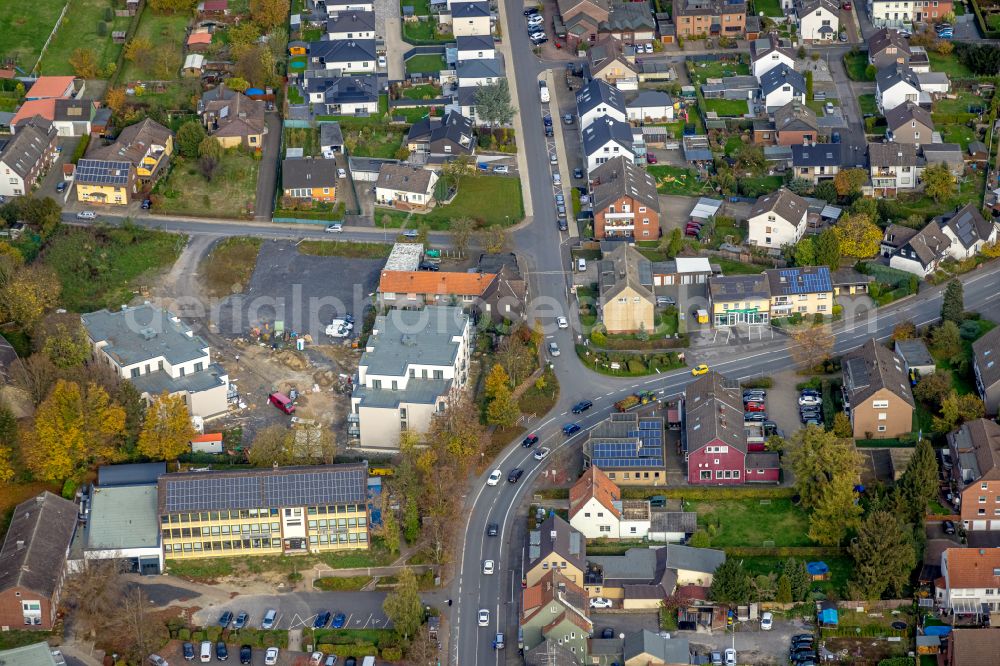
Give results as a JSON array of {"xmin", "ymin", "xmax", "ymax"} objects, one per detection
[
  {"xmin": 156, "ymin": 640, "xmax": 306, "ymax": 666},
  {"xmin": 192, "ymin": 591, "xmax": 392, "ymax": 631},
  {"xmin": 686, "ymin": 616, "xmax": 809, "ymax": 665},
  {"xmin": 215, "ymin": 240, "xmax": 383, "ymax": 340}
]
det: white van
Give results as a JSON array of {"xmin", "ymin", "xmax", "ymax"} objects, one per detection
[
  {"xmin": 361, "ymin": 658, "xmax": 376, "ymax": 666},
  {"xmin": 577, "ymin": 258, "xmax": 586, "ymax": 272},
  {"xmin": 261, "ymin": 609, "xmax": 277, "ymax": 629},
  {"xmin": 200, "ymin": 642, "xmax": 212, "ymax": 663},
  {"xmin": 539, "ymin": 80, "xmax": 550, "ymax": 103}
]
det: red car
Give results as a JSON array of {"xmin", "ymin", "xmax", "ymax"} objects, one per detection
[
  {"xmin": 745, "ymin": 401, "xmax": 766, "ymax": 412},
  {"xmin": 842, "ymin": 1, "xmax": 851, "ymax": 8},
  {"xmin": 646, "ymin": 152, "xmax": 658, "ymax": 164}
]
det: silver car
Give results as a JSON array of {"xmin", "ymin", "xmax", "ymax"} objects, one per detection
[{"xmin": 548, "ymin": 341, "xmax": 560, "ymax": 357}]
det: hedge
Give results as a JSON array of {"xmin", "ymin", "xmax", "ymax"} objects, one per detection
[
  {"xmin": 724, "ymin": 546, "xmax": 844, "ymax": 557},
  {"xmin": 380, "ymin": 647, "xmax": 403, "ymax": 660},
  {"xmin": 224, "ymin": 630, "xmax": 287, "ymax": 648},
  {"xmin": 316, "ymin": 644, "xmax": 378, "ymax": 658},
  {"xmin": 621, "ymin": 486, "xmax": 797, "ymax": 500},
  {"xmin": 599, "ymin": 336, "xmax": 690, "ymax": 350},
  {"xmin": 741, "ymin": 377, "xmax": 773, "ymax": 389}
]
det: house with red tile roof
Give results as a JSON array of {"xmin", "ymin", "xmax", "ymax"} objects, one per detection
[
  {"xmin": 25, "ymin": 76, "xmax": 76, "ymax": 101},
  {"xmin": 936, "ymin": 547, "xmax": 1000, "ymax": 615},
  {"xmin": 377, "ymin": 270, "xmax": 496, "ymax": 311},
  {"xmin": 569, "ymin": 466, "xmax": 651, "ymax": 540},
  {"xmin": 520, "ymin": 570, "xmax": 592, "ymax": 661}
]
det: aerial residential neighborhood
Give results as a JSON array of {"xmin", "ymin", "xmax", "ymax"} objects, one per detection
[{"xmin": 3, "ymin": 0, "xmax": 1000, "ymax": 664}]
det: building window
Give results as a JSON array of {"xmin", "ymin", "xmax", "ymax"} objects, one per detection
[{"xmin": 877, "ymin": 425, "xmax": 887, "ymax": 432}]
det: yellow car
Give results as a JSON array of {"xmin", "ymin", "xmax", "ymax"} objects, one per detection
[{"xmin": 691, "ymin": 364, "xmax": 710, "ymax": 376}]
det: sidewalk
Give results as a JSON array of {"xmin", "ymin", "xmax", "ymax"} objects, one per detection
[{"xmin": 492, "ymin": 2, "xmax": 533, "ymax": 218}]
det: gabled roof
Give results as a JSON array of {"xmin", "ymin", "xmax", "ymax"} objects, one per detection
[
  {"xmin": 282, "ymin": 157, "xmax": 339, "ymax": 190},
  {"xmin": 320, "ymin": 122, "xmax": 344, "ymax": 147},
  {"xmin": 973, "ymin": 326, "xmax": 1000, "ymax": 392},
  {"xmin": 623, "ymin": 630, "xmax": 690, "ymax": 663},
  {"xmin": 311, "ymin": 75, "xmax": 379, "ymax": 105},
  {"xmin": 750, "ymin": 34, "xmax": 795, "ymax": 63},
  {"xmin": 582, "ymin": 116, "xmax": 633, "ymax": 156},
  {"xmin": 590, "ymin": 155, "xmax": 659, "ymax": 214},
  {"xmin": 684, "ymin": 371, "xmax": 746, "ymax": 454},
  {"xmin": 187, "ymin": 31, "xmax": 213, "ymax": 45},
  {"xmin": 598, "ymin": 244, "xmax": 654, "ymax": 302},
  {"xmin": 673, "ymin": 0, "xmax": 746, "ymax": 17},
  {"xmin": 376, "ymin": 163, "xmax": 435, "ymax": 194},
  {"xmin": 868, "ymin": 142, "xmax": 922, "ymax": 168},
  {"xmin": 842, "ymin": 338, "xmax": 915, "ymax": 407},
  {"xmin": 203, "ymin": 90, "xmax": 266, "ymax": 137},
  {"xmin": 944, "ymin": 547, "xmax": 1000, "ymax": 589},
  {"xmin": 664, "ymin": 543, "xmax": 726, "ymax": 574},
  {"xmin": 53, "ymin": 98, "xmax": 93, "ymax": 122},
  {"xmin": 453, "ymin": 0, "xmax": 490, "ymax": 17},
  {"xmin": 601, "ymin": 1, "xmax": 655, "ymax": 31},
  {"xmin": 405, "ymin": 110, "xmax": 474, "ymax": 153},
  {"xmin": 90, "ymin": 118, "xmax": 172, "ymax": 167},
  {"xmin": 869, "ymin": 28, "xmax": 911, "ymax": 60},
  {"xmin": 25, "ymin": 76, "xmax": 75, "ymax": 100},
  {"xmin": 75, "ymin": 157, "xmax": 133, "ymax": 185},
  {"xmin": 455, "ymin": 34, "xmax": 494, "ymax": 51},
  {"xmin": 576, "ymin": 78, "xmax": 626, "ymax": 118},
  {"xmin": 882, "ymin": 223, "xmax": 918, "ymax": 250},
  {"xmin": 885, "ymin": 101, "xmax": 933, "ymax": 132},
  {"xmin": 456, "ymin": 57, "xmax": 503, "ymax": 80},
  {"xmin": 0, "ymin": 492, "xmax": 77, "ymax": 598},
  {"xmin": 903, "ymin": 220, "xmax": 952, "ymax": 267},
  {"xmin": 326, "ymin": 10, "xmax": 376, "ymax": 32},
  {"xmin": 876, "ymin": 65, "xmax": 920, "ymax": 93},
  {"xmin": 0, "ymin": 642, "xmax": 61, "ymax": 666},
  {"xmin": 530, "ymin": 514, "xmax": 586, "ymax": 574},
  {"xmin": 569, "ymin": 466, "xmax": 621, "ymax": 520},
  {"xmin": 949, "ymin": 418, "xmax": 1000, "ymax": 483},
  {"xmin": 309, "ymin": 38, "xmax": 377, "ymax": 63},
  {"xmin": 792, "ymin": 143, "xmax": 844, "ymax": 168},
  {"xmin": 798, "ymin": 0, "xmax": 838, "ymax": 15},
  {"xmin": 10, "ymin": 99, "xmax": 57, "ymax": 126},
  {"xmin": 626, "ymin": 89, "xmax": 673, "ymax": 110},
  {"xmin": 952, "ymin": 629, "xmax": 1000, "ymax": 666},
  {"xmin": 750, "ymin": 187, "xmax": 808, "ymax": 225},
  {"xmin": 760, "ymin": 63, "xmax": 806, "ymax": 96},
  {"xmin": 774, "ymin": 100, "xmax": 819, "ymax": 133},
  {"xmin": 589, "ymin": 36, "xmax": 637, "ymax": 77},
  {"xmin": 764, "ymin": 266, "xmax": 832, "ymax": 296},
  {"xmin": 0, "ymin": 115, "xmax": 55, "ymax": 179},
  {"xmin": 522, "ymin": 570, "xmax": 590, "ymax": 626},
  {"xmin": 941, "ymin": 203, "xmax": 995, "ymax": 251},
  {"xmin": 378, "ymin": 270, "xmax": 495, "ymax": 296}
]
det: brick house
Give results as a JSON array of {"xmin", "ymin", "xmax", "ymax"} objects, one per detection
[
  {"xmin": 0, "ymin": 493, "xmax": 78, "ymax": 630},
  {"xmin": 773, "ymin": 101, "xmax": 820, "ymax": 146},
  {"xmin": 973, "ymin": 326, "xmax": 1000, "ymax": 415},
  {"xmin": 948, "ymin": 418, "xmax": 1000, "ymax": 531},
  {"xmin": 590, "ymin": 156, "xmax": 661, "ymax": 240},
  {"xmin": 672, "ymin": 0, "xmax": 746, "ymax": 38},
  {"xmin": 841, "ymin": 339, "xmax": 915, "ymax": 440},
  {"xmin": 684, "ymin": 372, "xmax": 780, "ymax": 484}
]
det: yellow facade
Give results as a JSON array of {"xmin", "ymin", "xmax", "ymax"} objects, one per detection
[
  {"xmin": 161, "ymin": 502, "xmax": 369, "ymax": 560},
  {"xmin": 602, "ymin": 287, "xmax": 655, "ymax": 334},
  {"xmin": 214, "ymin": 133, "xmax": 262, "ymax": 150},
  {"xmin": 77, "ymin": 183, "xmax": 130, "ymax": 206},
  {"xmin": 137, "ymin": 135, "xmax": 173, "ymax": 179},
  {"xmin": 284, "ymin": 185, "xmax": 336, "ymax": 202},
  {"xmin": 769, "ymin": 290, "xmax": 833, "ymax": 318},
  {"xmin": 525, "ymin": 556, "xmax": 584, "ymax": 588},
  {"xmin": 711, "ymin": 296, "xmax": 771, "ymax": 326}
]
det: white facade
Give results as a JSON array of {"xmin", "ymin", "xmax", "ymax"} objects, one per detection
[
  {"xmin": 585, "ymin": 138, "xmax": 634, "ymax": 173},
  {"xmin": 877, "ymin": 79, "xmax": 920, "ymax": 112},
  {"xmin": 570, "ymin": 497, "xmax": 622, "ymax": 539},
  {"xmin": 456, "ymin": 44, "xmax": 495, "ymax": 60},
  {"xmin": 625, "ymin": 101, "xmax": 673, "ymax": 123},
  {"xmin": 752, "ymin": 51, "xmax": 795, "ymax": 79},
  {"xmin": 457, "ymin": 71, "xmax": 500, "ymax": 88},
  {"xmin": 325, "ymin": 0, "xmax": 375, "ymax": 10},
  {"xmin": 452, "ymin": 14, "xmax": 492, "ymax": 37},
  {"xmin": 747, "ymin": 208, "xmax": 808, "ymax": 248},
  {"xmin": 0, "ymin": 162, "xmax": 28, "ymax": 197},
  {"xmin": 799, "ymin": 5, "xmax": 839, "ymax": 40},
  {"xmin": 889, "ymin": 253, "xmax": 932, "ymax": 277},
  {"xmin": 375, "ymin": 171, "xmax": 440, "ymax": 207},
  {"xmin": 869, "ymin": 163, "xmax": 922, "ymax": 192},
  {"xmin": 870, "ymin": 0, "xmax": 914, "ymax": 27},
  {"xmin": 936, "ymin": 548, "xmax": 1000, "ymax": 613},
  {"xmin": 763, "ymin": 84, "xmax": 805, "ymax": 110},
  {"xmin": 579, "ymin": 103, "xmax": 627, "ymax": 130},
  {"xmin": 327, "ymin": 26, "xmax": 375, "ymax": 40},
  {"xmin": 319, "ymin": 56, "xmax": 376, "ymax": 73}
]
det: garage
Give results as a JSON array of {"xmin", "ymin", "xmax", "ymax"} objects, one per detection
[{"xmin": 973, "ymin": 520, "xmax": 987, "ymax": 530}]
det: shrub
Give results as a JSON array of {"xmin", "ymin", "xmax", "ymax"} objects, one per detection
[
  {"xmin": 381, "ymin": 647, "xmax": 403, "ymax": 660},
  {"xmin": 97, "ymin": 21, "xmax": 108, "ymax": 37},
  {"xmin": 206, "ymin": 627, "xmax": 221, "ymax": 642},
  {"xmin": 178, "ymin": 628, "xmax": 191, "ymax": 641},
  {"xmin": 742, "ymin": 377, "xmax": 773, "ymax": 389},
  {"xmin": 61, "ymin": 478, "xmax": 77, "ymax": 499},
  {"xmin": 621, "ymin": 486, "xmax": 797, "ymax": 501}
]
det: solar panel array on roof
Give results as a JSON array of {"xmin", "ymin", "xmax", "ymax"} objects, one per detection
[
  {"xmin": 77, "ymin": 159, "xmax": 131, "ymax": 185},
  {"xmin": 776, "ymin": 268, "xmax": 832, "ymax": 295},
  {"xmin": 590, "ymin": 419, "xmax": 665, "ymax": 468},
  {"xmin": 165, "ymin": 476, "xmax": 258, "ymax": 513}
]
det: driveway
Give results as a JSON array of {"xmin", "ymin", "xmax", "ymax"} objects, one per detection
[
  {"xmin": 215, "ymin": 240, "xmax": 382, "ymax": 339},
  {"xmin": 254, "ymin": 112, "xmax": 283, "ymax": 220},
  {"xmin": 764, "ymin": 369, "xmax": 807, "ymax": 439}
]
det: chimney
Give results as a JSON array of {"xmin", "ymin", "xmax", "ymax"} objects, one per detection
[{"xmin": 550, "ymin": 529, "xmax": 557, "ymax": 542}]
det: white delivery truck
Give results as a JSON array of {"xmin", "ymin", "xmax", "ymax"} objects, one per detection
[{"xmin": 539, "ymin": 80, "xmax": 550, "ymax": 103}]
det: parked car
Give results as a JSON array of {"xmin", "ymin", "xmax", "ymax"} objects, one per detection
[
  {"xmin": 656, "ymin": 296, "xmax": 675, "ymax": 306},
  {"xmin": 200, "ymin": 643, "xmax": 213, "ymax": 663},
  {"xmin": 493, "ymin": 164, "xmax": 510, "ymax": 174},
  {"xmin": 309, "ymin": 653, "xmax": 324, "ymax": 666},
  {"xmin": 745, "ymin": 402, "xmax": 766, "ymax": 412},
  {"xmin": 710, "ymin": 653, "xmax": 723, "ymax": 666},
  {"xmin": 842, "ymin": 1, "xmax": 851, "ymax": 8},
  {"xmin": 523, "ymin": 6, "xmax": 538, "ymax": 14},
  {"xmin": 234, "ymin": 612, "xmax": 249, "ymax": 630},
  {"xmin": 563, "ymin": 422, "xmax": 581, "ymax": 436},
  {"xmin": 323, "ymin": 657, "xmax": 337, "ymax": 666},
  {"xmin": 563, "ymin": 113, "xmax": 574, "ymax": 125},
  {"xmin": 573, "ymin": 168, "xmax": 584, "ymax": 179},
  {"xmin": 377, "ymin": 55, "xmax": 386, "ymax": 68},
  {"xmin": 744, "ymin": 412, "xmax": 768, "ymax": 422},
  {"xmin": 219, "ymin": 611, "xmax": 233, "ymax": 628},
  {"xmin": 943, "ymin": 519, "xmax": 956, "ymax": 535},
  {"xmin": 645, "ymin": 152, "xmax": 657, "ymax": 164},
  {"xmin": 183, "ymin": 643, "xmax": 195, "ymax": 661},
  {"xmin": 56, "ymin": 181, "xmax": 66, "ymax": 192},
  {"xmin": 572, "ymin": 400, "xmax": 593, "ymax": 414},
  {"xmin": 418, "ymin": 261, "xmax": 439, "ymax": 271},
  {"xmin": 261, "ymin": 609, "xmax": 277, "ymax": 630},
  {"xmin": 325, "ymin": 223, "xmax": 343, "ymax": 233},
  {"xmin": 337, "ymin": 168, "xmax": 347, "ymax": 179},
  {"xmin": 487, "ymin": 469, "xmax": 502, "ymax": 486},
  {"xmin": 264, "ymin": 649, "xmax": 279, "ymax": 666},
  {"xmin": 724, "ymin": 649, "xmax": 736, "ymax": 666},
  {"xmin": 589, "ymin": 597, "xmax": 612, "ymax": 609},
  {"xmin": 761, "ymin": 612, "xmax": 773, "ymax": 630},
  {"xmin": 548, "ymin": 341, "xmax": 560, "ymax": 356},
  {"xmin": 552, "ymin": 172, "xmax": 561, "ymax": 185},
  {"xmin": 239, "ymin": 646, "xmax": 251, "ymax": 665},
  {"xmin": 150, "ymin": 656, "xmax": 168, "ymax": 666},
  {"xmin": 507, "ymin": 468, "xmax": 524, "ymax": 483},
  {"xmin": 76, "ymin": 210, "xmax": 96, "ymax": 219},
  {"xmin": 215, "ymin": 643, "xmax": 228, "ymax": 662},
  {"xmin": 798, "ymin": 395, "xmax": 822, "ymax": 407},
  {"xmin": 314, "ymin": 612, "xmax": 331, "ymax": 629},
  {"xmin": 522, "ymin": 433, "xmax": 539, "ymax": 447}
]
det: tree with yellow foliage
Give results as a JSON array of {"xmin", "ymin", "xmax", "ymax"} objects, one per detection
[
  {"xmin": 137, "ymin": 392, "xmax": 196, "ymax": 461},
  {"xmin": 0, "ymin": 264, "xmax": 60, "ymax": 329},
  {"xmin": 833, "ymin": 213, "xmax": 882, "ymax": 258}
]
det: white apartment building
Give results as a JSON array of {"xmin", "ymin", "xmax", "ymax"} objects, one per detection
[
  {"xmin": 937, "ymin": 547, "xmax": 1000, "ymax": 614},
  {"xmin": 870, "ymin": 0, "xmax": 914, "ymax": 27}
]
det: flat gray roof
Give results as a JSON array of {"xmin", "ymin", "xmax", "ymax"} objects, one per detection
[
  {"xmin": 86, "ymin": 484, "xmax": 160, "ymax": 550},
  {"xmin": 353, "ymin": 378, "xmax": 452, "ymax": 407},
  {"xmin": 361, "ymin": 306, "xmax": 467, "ymax": 377},
  {"xmin": 131, "ymin": 362, "xmax": 227, "ymax": 396},
  {"xmin": 0, "ymin": 643, "xmax": 60, "ymax": 666},
  {"xmin": 82, "ymin": 304, "xmax": 208, "ymax": 368}
]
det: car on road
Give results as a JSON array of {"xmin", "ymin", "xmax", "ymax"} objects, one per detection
[
  {"xmin": 507, "ymin": 468, "xmax": 524, "ymax": 483},
  {"xmin": 332, "ymin": 613, "xmax": 347, "ymax": 629},
  {"xmin": 563, "ymin": 113, "xmax": 574, "ymax": 125},
  {"xmin": 724, "ymin": 648, "xmax": 736, "ymax": 666},
  {"xmin": 572, "ymin": 400, "xmax": 593, "ymax": 414},
  {"xmin": 76, "ymin": 210, "xmax": 97, "ymax": 219},
  {"xmin": 377, "ymin": 55, "xmax": 386, "ymax": 68},
  {"xmin": 656, "ymin": 296, "xmax": 675, "ymax": 306},
  {"xmin": 710, "ymin": 652, "xmax": 723, "ymax": 666},
  {"xmin": 573, "ymin": 168, "xmax": 584, "ymax": 179},
  {"xmin": 563, "ymin": 422, "xmax": 581, "ymax": 436},
  {"xmin": 337, "ymin": 168, "xmax": 347, "ymax": 179},
  {"xmin": 839, "ymin": 31, "xmax": 847, "ymax": 41},
  {"xmin": 589, "ymin": 597, "xmax": 612, "ymax": 609},
  {"xmin": 487, "ymin": 469, "xmax": 502, "ymax": 486},
  {"xmin": 522, "ymin": 433, "xmax": 539, "ymax": 447},
  {"xmin": 239, "ymin": 646, "xmax": 251, "ymax": 665},
  {"xmin": 314, "ymin": 612, "xmax": 331, "ymax": 629},
  {"xmin": 761, "ymin": 611, "xmax": 773, "ymax": 630},
  {"xmin": 645, "ymin": 152, "xmax": 657, "ymax": 164},
  {"xmin": 691, "ymin": 364, "xmax": 710, "ymax": 376},
  {"xmin": 323, "ymin": 657, "xmax": 337, "ymax": 666},
  {"xmin": 548, "ymin": 341, "xmax": 560, "ymax": 357},
  {"xmin": 219, "ymin": 611, "xmax": 233, "ymax": 628},
  {"xmin": 200, "ymin": 642, "xmax": 213, "ymax": 663},
  {"xmin": 943, "ymin": 519, "xmax": 956, "ymax": 535},
  {"xmin": 264, "ymin": 649, "xmax": 279, "ymax": 666},
  {"xmin": 533, "ymin": 447, "xmax": 550, "ymax": 460},
  {"xmin": 325, "ymin": 223, "xmax": 343, "ymax": 233},
  {"xmin": 487, "ymin": 523, "xmax": 498, "ymax": 537},
  {"xmin": 215, "ymin": 643, "xmax": 228, "ymax": 662},
  {"xmin": 483, "ymin": 559, "xmax": 495, "ymax": 575},
  {"xmin": 478, "ymin": 609, "xmax": 490, "ymax": 626},
  {"xmin": 402, "ymin": 229, "xmax": 418, "ymax": 238},
  {"xmin": 183, "ymin": 643, "xmax": 195, "ymax": 661},
  {"xmin": 556, "ymin": 316, "xmax": 569, "ymax": 329},
  {"xmin": 309, "ymin": 653, "xmax": 324, "ymax": 666}
]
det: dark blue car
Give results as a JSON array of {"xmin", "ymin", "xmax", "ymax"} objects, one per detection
[
  {"xmin": 332, "ymin": 613, "xmax": 347, "ymax": 629},
  {"xmin": 314, "ymin": 611, "xmax": 331, "ymax": 629},
  {"xmin": 563, "ymin": 423, "xmax": 581, "ymax": 436},
  {"xmin": 219, "ymin": 611, "xmax": 233, "ymax": 627}
]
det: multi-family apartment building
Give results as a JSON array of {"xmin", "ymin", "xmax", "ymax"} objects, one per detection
[
  {"xmin": 973, "ymin": 326, "xmax": 1000, "ymax": 415},
  {"xmin": 937, "ymin": 547, "xmax": 1000, "ymax": 614},
  {"xmin": 746, "ymin": 187, "xmax": 809, "ymax": 249},
  {"xmin": 672, "ymin": 0, "xmax": 746, "ymax": 39},
  {"xmin": 590, "ymin": 156, "xmax": 661, "ymax": 240},
  {"xmin": 764, "ymin": 266, "xmax": 834, "ymax": 318},
  {"xmin": 157, "ymin": 463, "xmax": 370, "ymax": 560},
  {"xmin": 350, "ymin": 306, "xmax": 471, "ymax": 449},
  {"xmin": 948, "ymin": 418, "xmax": 1000, "ymax": 531},
  {"xmin": 841, "ymin": 339, "xmax": 915, "ymax": 439}
]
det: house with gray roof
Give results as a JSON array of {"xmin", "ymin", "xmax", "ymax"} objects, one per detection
[
  {"xmin": 842, "ymin": 338, "xmax": 914, "ymax": 439},
  {"xmin": 750, "ymin": 34, "xmax": 795, "ymax": 79},
  {"xmin": 281, "ymin": 157, "xmax": 340, "ymax": 201},
  {"xmin": 0, "ymin": 643, "xmax": 63, "ymax": 666},
  {"xmin": 868, "ymin": 28, "xmax": 911, "ymax": 69},
  {"xmin": 876, "ymin": 65, "xmax": 921, "ymax": 113},
  {"xmin": 590, "ymin": 155, "xmax": 660, "ymax": 240},
  {"xmin": 375, "ymin": 163, "xmax": 440, "ymax": 210},
  {"xmin": 156, "ymin": 463, "xmax": 370, "ymax": 560},
  {"xmin": 455, "ymin": 34, "xmax": 495, "ymax": 60},
  {"xmin": 747, "ymin": 187, "xmax": 809, "ymax": 249},
  {"xmin": 773, "ymin": 100, "xmax": 819, "ymax": 145},
  {"xmin": 600, "ymin": 1, "xmax": 656, "ymax": 43},
  {"xmin": 796, "ymin": 0, "xmax": 839, "ymax": 42},
  {"xmin": 625, "ymin": 89, "xmax": 673, "ymax": 123},
  {"xmin": 885, "ymin": 101, "xmax": 934, "ymax": 145},
  {"xmin": 526, "ymin": 514, "xmax": 586, "ymax": 586},
  {"xmin": 921, "ymin": 143, "xmax": 965, "ymax": 177},
  {"xmin": 577, "ymin": 78, "xmax": 627, "ymax": 128},
  {"xmin": 623, "ymin": 630, "xmax": 690, "ymax": 666},
  {"xmin": 894, "ymin": 338, "xmax": 935, "ymax": 378},
  {"xmin": 598, "ymin": 244, "xmax": 654, "ymax": 333},
  {"xmin": 973, "ymin": 326, "xmax": 1000, "ymax": 415},
  {"xmin": 0, "ymin": 115, "xmax": 57, "ymax": 198},
  {"xmin": 73, "ymin": 482, "xmax": 163, "ymax": 574},
  {"xmin": 583, "ymin": 116, "xmax": 635, "ymax": 173},
  {"xmin": 309, "ymin": 39, "xmax": 377, "ymax": 72},
  {"xmin": 455, "ymin": 57, "xmax": 504, "ymax": 87},
  {"xmin": 521, "ymin": 569, "xmax": 592, "ymax": 663},
  {"xmin": 791, "ymin": 143, "xmax": 844, "ymax": 184},
  {"xmin": 351, "ymin": 306, "xmax": 471, "ymax": 449},
  {"xmin": 888, "ymin": 203, "xmax": 997, "ymax": 276},
  {"xmin": 405, "ymin": 110, "xmax": 475, "ymax": 159},
  {"xmin": 760, "ymin": 64, "xmax": 806, "ymax": 110},
  {"xmin": 0, "ymin": 492, "xmax": 77, "ymax": 629},
  {"xmin": 81, "ymin": 304, "xmax": 229, "ymax": 419},
  {"xmin": 326, "ymin": 11, "xmax": 376, "ymax": 39},
  {"xmin": 320, "ymin": 122, "xmax": 344, "ymax": 155},
  {"xmin": 306, "ymin": 74, "xmax": 379, "ymax": 115},
  {"xmin": 867, "ymin": 142, "xmax": 925, "ymax": 196}
]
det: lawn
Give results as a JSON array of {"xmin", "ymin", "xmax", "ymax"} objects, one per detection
[
  {"xmin": 753, "ymin": 0, "xmax": 784, "ymax": 16},
  {"xmin": 120, "ymin": 8, "xmax": 188, "ymax": 82},
  {"xmin": 317, "ymin": 95, "xmax": 389, "ymax": 125},
  {"xmin": 742, "ymin": 555, "xmax": 853, "ymax": 597},
  {"xmin": 392, "ymin": 106, "xmax": 444, "ymax": 123},
  {"xmin": 346, "ymin": 126, "xmax": 406, "ymax": 159},
  {"xmin": 647, "ymin": 165, "xmax": 712, "ymax": 195},
  {"xmin": 843, "ymin": 51, "xmax": 872, "ymax": 81},
  {"xmin": 284, "ymin": 126, "xmax": 320, "ymax": 157},
  {"xmin": 401, "ymin": 83, "xmax": 442, "ymax": 100},
  {"xmin": 886, "ymin": 170, "xmax": 985, "ymax": 222},
  {"xmin": 405, "ymin": 53, "xmax": 446, "ymax": 75},
  {"xmin": 858, "ymin": 94, "xmax": 878, "ymax": 116},
  {"xmin": 402, "ymin": 18, "xmax": 450, "ymax": 43},
  {"xmin": 200, "ymin": 237, "xmax": 262, "ymax": 298},
  {"xmin": 807, "ymin": 98, "xmax": 838, "ymax": 115},
  {"xmin": 403, "ymin": 0, "xmax": 433, "ymax": 14},
  {"xmin": 40, "ymin": 225, "xmax": 185, "ymax": 312},
  {"xmin": 153, "ymin": 151, "xmax": 260, "ymax": 219},
  {"xmin": 378, "ymin": 174, "xmax": 523, "ymax": 230},
  {"xmin": 0, "ymin": 0, "xmax": 64, "ymax": 70},
  {"xmin": 941, "ymin": 123, "xmax": 978, "ymax": 150},
  {"xmin": 927, "ymin": 51, "xmax": 976, "ymax": 79},
  {"xmin": 40, "ymin": 0, "xmax": 130, "ymax": 76},
  {"xmin": 714, "ymin": 257, "xmax": 771, "ymax": 275},
  {"xmin": 703, "ymin": 98, "xmax": 749, "ymax": 117},
  {"xmin": 934, "ymin": 90, "xmax": 985, "ymax": 117},
  {"xmin": 686, "ymin": 498, "xmax": 813, "ymax": 547},
  {"xmin": 739, "ymin": 174, "xmax": 784, "ymax": 197},
  {"xmin": 687, "ymin": 59, "xmax": 749, "ymax": 85}
]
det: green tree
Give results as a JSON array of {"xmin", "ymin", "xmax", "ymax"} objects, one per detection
[
  {"xmin": 834, "ymin": 213, "xmax": 882, "ymax": 258},
  {"xmin": 41, "ymin": 322, "xmax": 90, "ymax": 369},
  {"xmin": 382, "ymin": 568, "xmax": 423, "ymax": 640},
  {"xmin": 833, "ymin": 168, "xmax": 868, "ymax": 198},
  {"xmin": 381, "ymin": 505, "xmax": 400, "ymax": 555},
  {"xmin": 894, "ymin": 438, "xmax": 938, "ymax": 523},
  {"xmin": 176, "ymin": 121, "xmax": 207, "ymax": 159},
  {"xmin": 933, "ymin": 391, "xmax": 985, "ymax": 432},
  {"xmin": 941, "ymin": 279, "xmax": 964, "ymax": 325},
  {"xmin": 923, "ymin": 162, "xmax": 957, "ymax": 203},
  {"xmin": 689, "ymin": 530, "xmax": 710, "ymax": 548},
  {"xmin": 808, "ymin": 471, "xmax": 862, "ymax": 546},
  {"xmin": 814, "ymin": 228, "xmax": 841, "ymax": 269},
  {"xmin": 137, "ymin": 392, "xmax": 196, "ymax": 460},
  {"xmin": 930, "ymin": 320, "xmax": 963, "ymax": 362},
  {"xmin": 709, "ymin": 558, "xmax": 752, "ymax": 605},
  {"xmin": 198, "ymin": 136, "xmax": 223, "ymax": 181},
  {"xmin": 0, "ymin": 401, "xmax": 17, "ymax": 484},
  {"xmin": 781, "ymin": 558, "xmax": 811, "ymax": 601},
  {"xmin": 848, "ymin": 510, "xmax": 916, "ymax": 600},
  {"xmin": 775, "ymin": 575, "xmax": 793, "ymax": 603},
  {"xmin": 792, "ymin": 237, "xmax": 816, "ymax": 267},
  {"xmin": 247, "ymin": 425, "xmax": 294, "ymax": 466},
  {"xmin": 789, "ymin": 426, "xmax": 861, "ymax": 510},
  {"xmin": 865, "ymin": 63, "xmax": 877, "ymax": 80},
  {"xmin": 486, "ymin": 386, "xmax": 519, "ymax": 428},
  {"xmin": 474, "ymin": 79, "xmax": 517, "ymax": 128},
  {"xmin": 832, "ymin": 412, "xmax": 853, "ymax": 438},
  {"xmin": 659, "ymin": 228, "xmax": 683, "ymax": 258},
  {"xmin": 914, "ymin": 370, "xmax": 952, "ymax": 409},
  {"xmin": 805, "ymin": 70, "xmax": 814, "ymax": 100}
]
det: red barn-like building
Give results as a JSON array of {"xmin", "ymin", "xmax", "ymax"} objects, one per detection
[{"xmin": 684, "ymin": 372, "xmax": 780, "ymax": 485}]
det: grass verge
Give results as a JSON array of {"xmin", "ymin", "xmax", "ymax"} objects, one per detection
[
  {"xmin": 297, "ymin": 240, "xmax": 393, "ymax": 258},
  {"xmin": 200, "ymin": 237, "xmax": 262, "ymax": 298}
]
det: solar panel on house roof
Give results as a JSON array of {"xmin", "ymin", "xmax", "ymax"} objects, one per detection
[
  {"xmin": 77, "ymin": 159, "xmax": 131, "ymax": 185},
  {"xmin": 777, "ymin": 268, "xmax": 831, "ymax": 295},
  {"xmin": 165, "ymin": 476, "xmax": 258, "ymax": 513}
]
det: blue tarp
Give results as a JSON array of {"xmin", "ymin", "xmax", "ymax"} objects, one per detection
[
  {"xmin": 246, "ymin": 87, "xmax": 265, "ymax": 96},
  {"xmin": 807, "ymin": 561, "xmax": 830, "ymax": 576},
  {"xmin": 367, "ymin": 477, "xmax": 383, "ymax": 528},
  {"xmin": 819, "ymin": 608, "xmax": 839, "ymax": 626},
  {"xmin": 924, "ymin": 626, "xmax": 952, "ymax": 636}
]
